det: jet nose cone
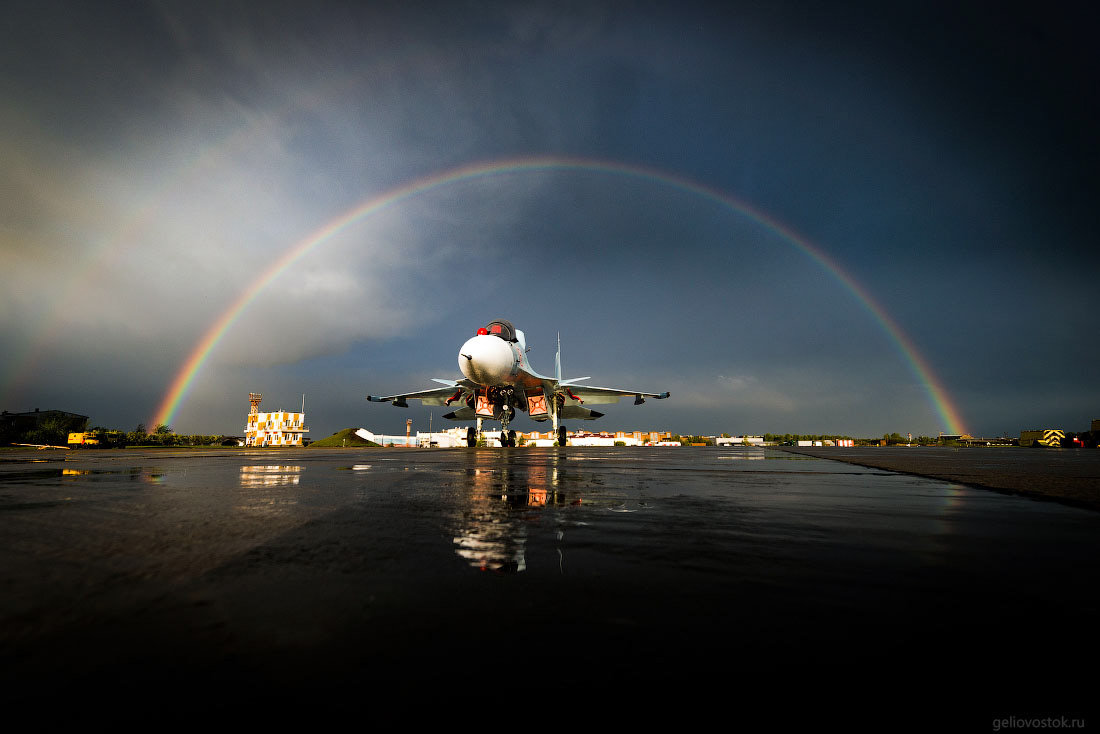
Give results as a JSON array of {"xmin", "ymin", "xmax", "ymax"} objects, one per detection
[{"xmin": 459, "ymin": 335, "xmax": 514, "ymax": 385}]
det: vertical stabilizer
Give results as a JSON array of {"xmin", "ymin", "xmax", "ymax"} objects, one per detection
[{"xmin": 555, "ymin": 332, "xmax": 562, "ymax": 381}]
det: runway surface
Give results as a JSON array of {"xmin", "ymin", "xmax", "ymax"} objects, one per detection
[
  {"xmin": 784, "ymin": 446, "xmax": 1100, "ymax": 510},
  {"xmin": 1, "ymin": 446, "xmax": 1096, "ymax": 725}
]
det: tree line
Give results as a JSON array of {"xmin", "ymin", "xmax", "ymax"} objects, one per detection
[
  {"xmin": 2, "ymin": 417, "xmax": 232, "ymax": 448},
  {"xmin": 89, "ymin": 424, "xmax": 232, "ymax": 447}
]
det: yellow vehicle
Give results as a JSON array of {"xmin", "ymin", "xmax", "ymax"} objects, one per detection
[{"xmin": 67, "ymin": 432, "xmax": 100, "ymax": 446}]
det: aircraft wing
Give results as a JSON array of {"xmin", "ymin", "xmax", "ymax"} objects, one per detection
[
  {"xmin": 367, "ymin": 380, "xmax": 477, "ymax": 407},
  {"xmin": 562, "ymin": 384, "xmax": 670, "ymax": 406}
]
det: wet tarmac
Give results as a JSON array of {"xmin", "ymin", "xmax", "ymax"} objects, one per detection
[
  {"xmin": 1, "ymin": 446, "xmax": 1097, "ymax": 725},
  {"xmin": 784, "ymin": 446, "xmax": 1100, "ymax": 510}
]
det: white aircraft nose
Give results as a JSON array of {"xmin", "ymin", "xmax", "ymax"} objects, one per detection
[{"xmin": 459, "ymin": 335, "xmax": 514, "ymax": 385}]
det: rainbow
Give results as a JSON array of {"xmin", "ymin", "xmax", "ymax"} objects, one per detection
[{"xmin": 150, "ymin": 155, "xmax": 966, "ymax": 434}]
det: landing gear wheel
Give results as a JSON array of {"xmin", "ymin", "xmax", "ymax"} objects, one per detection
[
  {"xmin": 467, "ymin": 427, "xmax": 476, "ymax": 447},
  {"xmin": 507, "ymin": 430, "xmax": 517, "ymax": 447},
  {"xmin": 558, "ymin": 425, "xmax": 567, "ymax": 447}
]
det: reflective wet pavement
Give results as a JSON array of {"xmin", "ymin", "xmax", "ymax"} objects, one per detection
[
  {"xmin": 785, "ymin": 446, "xmax": 1100, "ymax": 510},
  {"xmin": 1, "ymin": 447, "xmax": 1096, "ymax": 724}
]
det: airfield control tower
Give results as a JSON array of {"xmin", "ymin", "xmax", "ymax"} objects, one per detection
[{"xmin": 244, "ymin": 392, "xmax": 308, "ymax": 447}]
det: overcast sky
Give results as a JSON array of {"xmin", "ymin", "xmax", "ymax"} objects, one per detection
[{"xmin": 2, "ymin": 1, "xmax": 1096, "ymax": 439}]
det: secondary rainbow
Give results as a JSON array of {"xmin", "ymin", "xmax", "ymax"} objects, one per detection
[{"xmin": 151, "ymin": 155, "xmax": 967, "ymax": 434}]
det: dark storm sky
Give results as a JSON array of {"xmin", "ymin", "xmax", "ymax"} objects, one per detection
[{"xmin": 1, "ymin": 1, "xmax": 1096, "ymax": 439}]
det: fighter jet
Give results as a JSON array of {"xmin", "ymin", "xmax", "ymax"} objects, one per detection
[{"xmin": 367, "ymin": 319, "xmax": 669, "ymax": 447}]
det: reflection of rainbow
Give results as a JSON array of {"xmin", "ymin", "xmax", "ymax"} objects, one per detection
[{"xmin": 150, "ymin": 155, "xmax": 966, "ymax": 434}]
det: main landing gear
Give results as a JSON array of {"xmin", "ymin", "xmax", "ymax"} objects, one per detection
[
  {"xmin": 467, "ymin": 425, "xmax": 517, "ymax": 447},
  {"xmin": 462, "ymin": 387, "xmax": 566, "ymax": 447}
]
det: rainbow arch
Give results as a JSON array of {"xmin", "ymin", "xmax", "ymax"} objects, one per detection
[{"xmin": 150, "ymin": 155, "xmax": 966, "ymax": 435}]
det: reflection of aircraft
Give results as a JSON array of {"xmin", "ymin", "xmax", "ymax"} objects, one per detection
[
  {"xmin": 367, "ymin": 319, "xmax": 669, "ymax": 447},
  {"xmin": 451, "ymin": 450, "xmax": 567, "ymax": 572},
  {"xmin": 14, "ymin": 443, "xmax": 70, "ymax": 450}
]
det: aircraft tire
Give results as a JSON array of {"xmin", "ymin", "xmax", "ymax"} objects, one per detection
[
  {"xmin": 467, "ymin": 427, "xmax": 476, "ymax": 447},
  {"xmin": 508, "ymin": 430, "xmax": 516, "ymax": 447},
  {"xmin": 558, "ymin": 425, "xmax": 566, "ymax": 447}
]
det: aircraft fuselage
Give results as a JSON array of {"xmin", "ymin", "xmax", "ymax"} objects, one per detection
[{"xmin": 458, "ymin": 333, "xmax": 544, "ymax": 390}]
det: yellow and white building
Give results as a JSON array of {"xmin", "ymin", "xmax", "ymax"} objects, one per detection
[{"xmin": 244, "ymin": 393, "xmax": 308, "ymax": 447}]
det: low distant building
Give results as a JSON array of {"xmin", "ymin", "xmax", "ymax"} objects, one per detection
[
  {"xmin": 415, "ymin": 428, "xmax": 468, "ymax": 447},
  {"xmin": 244, "ymin": 393, "xmax": 308, "ymax": 447},
  {"xmin": 1019, "ymin": 429, "xmax": 1064, "ymax": 448},
  {"xmin": 1, "ymin": 408, "xmax": 88, "ymax": 434},
  {"xmin": 716, "ymin": 436, "xmax": 764, "ymax": 446},
  {"xmin": 522, "ymin": 430, "xmax": 559, "ymax": 447},
  {"xmin": 357, "ymin": 427, "xmax": 672, "ymax": 447},
  {"xmin": 357, "ymin": 427, "xmax": 432, "ymax": 446},
  {"xmin": 1, "ymin": 408, "xmax": 89, "ymax": 445},
  {"xmin": 569, "ymin": 431, "xmax": 642, "ymax": 446},
  {"xmin": 960, "ymin": 436, "xmax": 1015, "ymax": 447}
]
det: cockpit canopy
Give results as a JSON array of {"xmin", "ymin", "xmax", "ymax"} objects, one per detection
[{"xmin": 484, "ymin": 319, "xmax": 517, "ymax": 342}]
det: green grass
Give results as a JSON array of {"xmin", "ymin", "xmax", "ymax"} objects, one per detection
[{"xmin": 308, "ymin": 428, "xmax": 379, "ymax": 447}]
